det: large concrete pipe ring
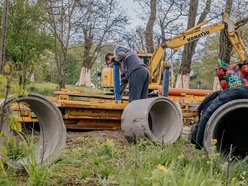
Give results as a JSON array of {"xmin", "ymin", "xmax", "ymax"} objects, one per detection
[
  {"xmin": 121, "ymin": 97, "xmax": 183, "ymax": 144},
  {"xmin": 204, "ymin": 99, "xmax": 248, "ymax": 158},
  {"xmin": 0, "ymin": 93, "xmax": 66, "ymax": 169}
]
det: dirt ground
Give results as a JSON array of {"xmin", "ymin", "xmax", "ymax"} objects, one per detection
[
  {"xmin": 66, "ymin": 130, "xmax": 129, "ymax": 146},
  {"xmin": 66, "ymin": 125, "xmax": 192, "ymax": 146}
]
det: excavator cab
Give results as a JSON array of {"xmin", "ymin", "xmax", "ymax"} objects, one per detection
[{"xmin": 137, "ymin": 53, "xmax": 153, "ymax": 66}]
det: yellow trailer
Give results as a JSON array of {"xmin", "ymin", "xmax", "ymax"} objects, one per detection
[{"xmin": 12, "ymin": 89, "xmax": 206, "ymax": 130}]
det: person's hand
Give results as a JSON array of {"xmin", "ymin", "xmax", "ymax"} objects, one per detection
[
  {"xmin": 121, "ymin": 77, "xmax": 128, "ymax": 84},
  {"xmin": 121, "ymin": 73, "xmax": 128, "ymax": 84},
  {"xmin": 111, "ymin": 57, "xmax": 117, "ymax": 63},
  {"xmin": 121, "ymin": 73, "xmax": 125, "ymax": 78},
  {"xmin": 112, "ymin": 57, "xmax": 121, "ymax": 66}
]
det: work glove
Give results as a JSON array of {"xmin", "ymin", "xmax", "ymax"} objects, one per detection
[{"xmin": 111, "ymin": 57, "xmax": 117, "ymax": 63}]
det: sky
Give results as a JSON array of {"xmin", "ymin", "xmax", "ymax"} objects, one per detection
[{"xmin": 118, "ymin": 0, "xmax": 144, "ymax": 29}]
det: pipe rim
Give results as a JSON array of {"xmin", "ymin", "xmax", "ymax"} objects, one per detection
[
  {"xmin": 203, "ymin": 99, "xmax": 248, "ymax": 155},
  {"xmin": 121, "ymin": 96, "xmax": 183, "ymax": 144},
  {"xmin": 0, "ymin": 93, "xmax": 66, "ymax": 169},
  {"xmin": 148, "ymin": 97, "xmax": 182, "ymax": 143}
]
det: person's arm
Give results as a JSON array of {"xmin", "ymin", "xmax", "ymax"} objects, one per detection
[
  {"xmin": 120, "ymin": 82, "xmax": 128, "ymax": 97},
  {"xmin": 120, "ymin": 76, "xmax": 128, "ymax": 97}
]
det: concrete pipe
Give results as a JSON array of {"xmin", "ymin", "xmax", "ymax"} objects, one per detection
[
  {"xmin": 0, "ymin": 93, "xmax": 66, "ymax": 169},
  {"xmin": 121, "ymin": 97, "xmax": 183, "ymax": 144},
  {"xmin": 204, "ymin": 99, "xmax": 248, "ymax": 158}
]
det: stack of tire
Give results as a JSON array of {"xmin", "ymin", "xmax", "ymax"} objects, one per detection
[{"xmin": 216, "ymin": 60, "xmax": 248, "ymax": 90}]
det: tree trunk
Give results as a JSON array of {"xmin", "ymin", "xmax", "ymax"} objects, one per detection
[
  {"xmin": 175, "ymin": 74, "xmax": 190, "ymax": 89},
  {"xmin": 145, "ymin": 0, "xmax": 156, "ymax": 53},
  {"xmin": 213, "ymin": 76, "xmax": 221, "ymax": 91},
  {"xmin": 176, "ymin": 0, "xmax": 212, "ymax": 88},
  {"xmin": 219, "ymin": 0, "xmax": 233, "ymax": 64},
  {"xmin": 28, "ymin": 66, "xmax": 35, "ymax": 82},
  {"xmin": 30, "ymin": 73, "xmax": 35, "ymax": 82},
  {"xmin": 59, "ymin": 75, "xmax": 66, "ymax": 89},
  {"xmin": 77, "ymin": 67, "xmax": 91, "ymax": 86},
  {"xmin": 136, "ymin": 27, "xmax": 146, "ymax": 52},
  {"xmin": 176, "ymin": 0, "xmax": 199, "ymax": 88},
  {"xmin": 58, "ymin": 53, "xmax": 67, "ymax": 89},
  {"xmin": 77, "ymin": 27, "xmax": 94, "ymax": 87},
  {"xmin": 58, "ymin": 71, "xmax": 66, "ymax": 88}
]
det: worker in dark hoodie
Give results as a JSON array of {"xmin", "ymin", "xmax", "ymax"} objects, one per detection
[{"xmin": 112, "ymin": 46, "xmax": 150, "ymax": 102}]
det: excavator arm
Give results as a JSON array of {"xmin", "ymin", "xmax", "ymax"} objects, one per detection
[
  {"xmin": 100, "ymin": 12, "xmax": 247, "ymax": 92},
  {"xmin": 223, "ymin": 13, "xmax": 247, "ymax": 62},
  {"xmin": 148, "ymin": 12, "xmax": 248, "ymax": 90}
]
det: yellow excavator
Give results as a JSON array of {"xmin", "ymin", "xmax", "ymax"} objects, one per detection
[
  {"xmin": 101, "ymin": 12, "xmax": 247, "ymax": 93},
  {"xmin": 13, "ymin": 12, "xmax": 248, "ymax": 130}
]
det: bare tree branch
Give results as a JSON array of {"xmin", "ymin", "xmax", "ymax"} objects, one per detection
[{"xmin": 236, "ymin": 17, "xmax": 248, "ymax": 29}]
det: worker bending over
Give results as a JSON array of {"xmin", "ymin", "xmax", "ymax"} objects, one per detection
[{"xmin": 112, "ymin": 46, "xmax": 150, "ymax": 102}]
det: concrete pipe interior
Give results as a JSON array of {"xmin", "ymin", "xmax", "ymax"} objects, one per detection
[
  {"xmin": 205, "ymin": 100, "xmax": 248, "ymax": 158},
  {"xmin": 121, "ymin": 97, "xmax": 183, "ymax": 144},
  {"xmin": 212, "ymin": 107, "xmax": 248, "ymax": 158},
  {"xmin": 148, "ymin": 100, "xmax": 181, "ymax": 142},
  {"xmin": 0, "ymin": 94, "xmax": 66, "ymax": 169}
]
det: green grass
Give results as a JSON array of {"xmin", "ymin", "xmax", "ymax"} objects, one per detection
[
  {"xmin": 27, "ymin": 82, "xmax": 108, "ymax": 96},
  {"xmin": 2, "ymin": 81, "xmax": 248, "ymax": 185},
  {"xmin": 2, "ymin": 135, "xmax": 247, "ymax": 186}
]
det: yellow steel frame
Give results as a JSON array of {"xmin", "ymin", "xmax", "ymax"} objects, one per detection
[{"xmin": 13, "ymin": 89, "xmax": 208, "ymax": 129}]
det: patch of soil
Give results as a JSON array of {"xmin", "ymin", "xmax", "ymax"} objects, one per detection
[
  {"xmin": 65, "ymin": 178, "xmax": 97, "ymax": 186},
  {"xmin": 66, "ymin": 130, "xmax": 129, "ymax": 147}
]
